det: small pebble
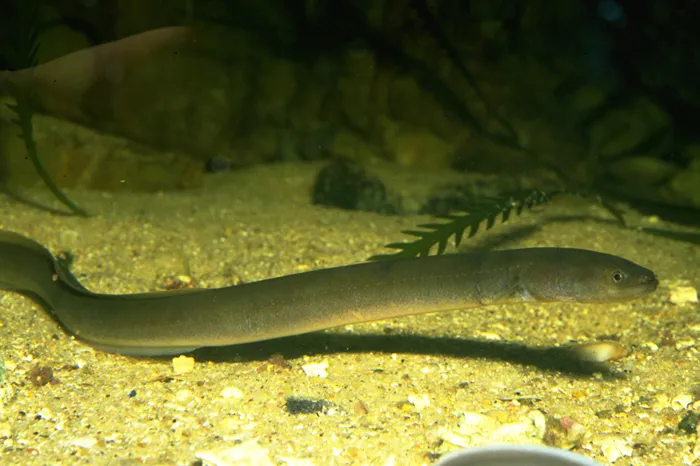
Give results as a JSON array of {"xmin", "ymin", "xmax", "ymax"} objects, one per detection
[
  {"xmin": 573, "ymin": 341, "xmax": 628, "ymax": 362},
  {"xmin": 668, "ymin": 286, "xmax": 698, "ymax": 305},
  {"xmin": 543, "ymin": 414, "xmax": 586, "ymax": 449},
  {"xmin": 285, "ymin": 396, "xmax": 332, "ymax": 415},
  {"xmin": 599, "ymin": 437, "xmax": 633, "ymax": 462},
  {"xmin": 301, "ymin": 361, "xmax": 328, "ymax": 378},
  {"xmin": 172, "ymin": 355, "xmax": 195, "ymax": 374},
  {"xmin": 220, "ymin": 387, "xmax": 243, "ymax": 399},
  {"xmin": 28, "ymin": 365, "xmax": 56, "ymax": 387},
  {"xmin": 652, "ymin": 395, "xmax": 671, "ymax": 412},
  {"xmin": 353, "ymin": 400, "xmax": 369, "ymax": 415},
  {"xmin": 196, "ymin": 440, "xmax": 274, "ymax": 466},
  {"xmin": 438, "ymin": 409, "xmax": 550, "ymax": 449},
  {"xmin": 175, "ymin": 389, "xmax": 194, "ymax": 402},
  {"xmin": 474, "ymin": 331, "xmax": 502, "ymax": 341},
  {"xmin": 70, "ymin": 436, "xmax": 98, "ymax": 449},
  {"xmin": 36, "ymin": 407, "xmax": 53, "ymax": 420},
  {"xmin": 407, "ymin": 394, "xmax": 430, "ymax": 411},
  {"xmin": 641, "ymin": 341, "xmax": 659, "ymax": 352},
  {"xmin": 0, "ymin": 421, "xmax": 11, "ymax": 438},
  {"xmin": 676, "ymin": 340, "xmax": 696, "ymax": 351},
  {"xmin": 672, "ymin": 394, "xmax": 695, "ymax": 411},
  {"xmin": 213, "ymin": 418, "xmax": 240, "ymax": 435}
]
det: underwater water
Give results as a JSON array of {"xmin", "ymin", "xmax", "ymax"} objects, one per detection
[{"xmin": 0, "ymin": 1, "xmax": 698, "ymax": 464}]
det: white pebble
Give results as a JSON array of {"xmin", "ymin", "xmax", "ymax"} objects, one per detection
[
  {"xmin": 301, "ymin": 361, "xmax": 329, "ymax": 378},
  {"xmin": 573, "ymin": 341, "xmax": 627, "ymax": 362},
  {"xmin": 641, "ymin": 341, "xmax": 659, "ymax": 352},
  {"xmin": 172, "ymin": 355, "xmax": 195, "ymax": 374},
  {"xmin": 652, "ymin": 394, "xmax": 670, "ymax": 412},
  {"xmin": 0, "ymin": 421, "xmax": 11, "ymax": 438},
  {"xmin": 196, "ymin": 439, "xmax": 274, "ymax": 466},
  {"xmin": 35, "ymin": 408, "xmax": 53, "ymax": 420},
  {"xmin": 175, "ymin": 389, "xmax": 194, "ymax": 402},
  {"xmin": 676, "ymin": 340, "xmax": 696, "ymax": 351},
  {"xmin": 599, "ymin": 437, "xmax": 633, "ymax": 463},
  {"xmin": 668, "ymin": 286, "xmax": 698, "ymax": 305},
  {"xmin": 70, "ymin": 437, "xmax": 98, "ymax": 449},
  {"xmin": 671, "ymin": 394, "xmax": 694, "ymax": 411},
  {"xmin": 407, "ymin": 394, "xmax": 430, "ymax": 411},
  {"xmin": 474, "ymin": 331, "xmax": 502, "ymax": 341},
  {"xmin": 220, "ymin": 387, "xmax": 243, "ymax": 399}
]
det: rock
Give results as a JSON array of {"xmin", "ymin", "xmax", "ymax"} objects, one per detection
[
  {"xmin": 171, "ymin": 355, "xmax": 195, "ymax": 374},
  {"xmin": 661, "ymin": 170, "xmax": 700, "ymax": 207},
  {"xmin": 385, "ymin": 125, "xmax": 456, "ymax": 170},
  {"xmin": 113, "ymin": 52, "xmax": 230, "ymax": 156},
  {"xmin": 682, "ymin": 145, "xmax": 700, "ymax": 170},
  {"xmin": 285, "ymin": 396, "xmax": 334, "ymax": 415},
  {"xmin": 311, "ymin": 158, "xmax": 399, "ymax": 214},
  {"xmin": 36, "ymin": 25, "xmax": 92, "ymax": 64},
  {"xmin": 328, "ymin": 129, "xmax": 379, "ymax": 163},
  {"xmin": 221, "ymin": 60, "xmax": 252, "ymax": 138},
  {"xmin": 386, "ymin": 76, "xmax": 465, "ymax": 140},
  {"xmin": 337, "ymin": 49, "xmax": 376, "ymax": 129},
  {"xmin": 566, "ymin": 84, "xmax": 610, "ymax": 118},
  {"xmin": 235, "ymin": 126, "xmax": 283, "ymax": 165},
  {"xmin": 605, "ymin": 156, "xmax": 678, "ymax": 186},
  {"xmin": 589, "ymin": 96, "xmax": 672, "ymax": 159},
  {"xmin": 290, "ymin": 58, "xmax": 335, "ymax": 133},
  {"xmin": 386, "ymin": 76, "xmax": 424, "ymax": 127},
  {"xmin": 0, "ymin": 102, "xmax": 203, "ymax": 191},
  {"xmin": 251, "ymin": 58, "xmax": 298, "ymax": 124}
]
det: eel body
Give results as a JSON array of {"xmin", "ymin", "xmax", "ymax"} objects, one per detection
[{"xmin": 0, "ymin": 231, "xmax": 658, "ymax": 356}]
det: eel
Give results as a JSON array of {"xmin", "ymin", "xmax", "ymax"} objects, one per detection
[
  {"xmin": 0, "ymin": 230, "xmax": 658, "ymax": 356},
  {"xmin": 1, "ymin": 27, "xmax": 192, "ymax": 123}
]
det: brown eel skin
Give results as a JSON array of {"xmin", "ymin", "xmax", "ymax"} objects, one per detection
[{"xmin": 0, "ymin": 230, "xmax": 658, "ymax": 356}]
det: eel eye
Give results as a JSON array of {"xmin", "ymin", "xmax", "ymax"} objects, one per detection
[{"xmin": 611, "ymin": 271, "xmax": 625, "ymax": 283}]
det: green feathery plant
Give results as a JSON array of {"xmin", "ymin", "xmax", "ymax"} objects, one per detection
[
  {"xmin": 4, "ymin": 0, "xmax": 88, "ymax": 216},
  {"xmin": 369, "ymin": 190, "xmax": 556, "ymax": 260}
]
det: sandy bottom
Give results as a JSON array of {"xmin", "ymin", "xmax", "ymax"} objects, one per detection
[{"xmin": 0, "ymin": 162, "xmax": 698, "ymax": 465}]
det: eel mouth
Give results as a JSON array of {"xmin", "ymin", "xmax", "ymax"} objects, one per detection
[{"xmin": 638, "ymin": 272, "xmax": 659, "ymax": 291}]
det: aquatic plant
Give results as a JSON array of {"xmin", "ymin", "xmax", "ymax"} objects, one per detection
[
  {"xmin": 369, "ymin": 189, "xmax": 555, "ymax": 260},
  {"xmin": 3, "ymin": 0, "xmax": 88, "ymax": 216}
]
